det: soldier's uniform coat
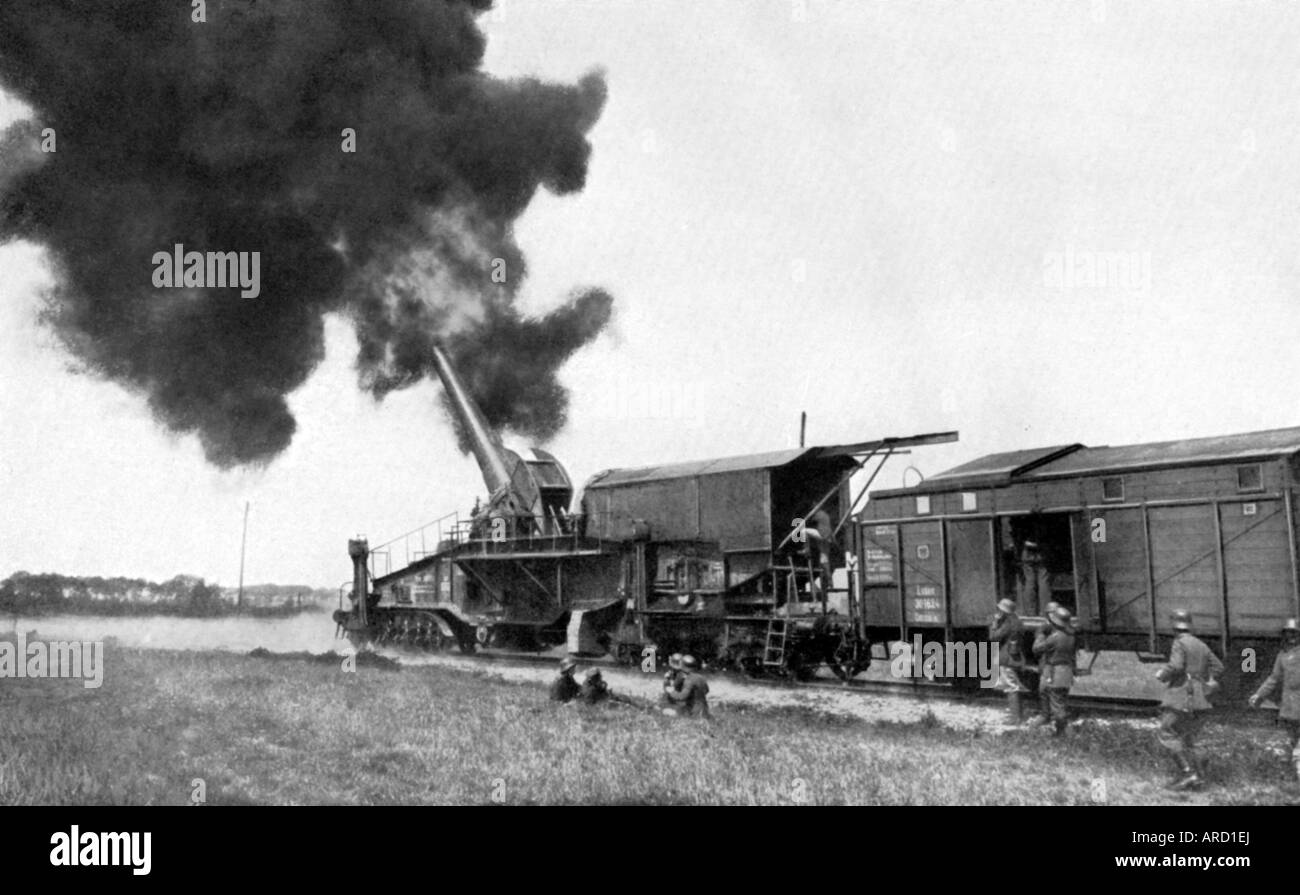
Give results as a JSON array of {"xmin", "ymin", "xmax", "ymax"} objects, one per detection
[
  {"xmin": 1251, "ymin": 643, "xmax": 1300, "ymax": 763},
  {"xmin": 1158, "ymin": 633, "xmax": 1223, "ymax": 712},
  {"xmin": 549, "ymin": 673, "xmax": 580, "ymax": 703},
  {"xmin": 1032, "ymin": 623, "xmax": 1076, "ymax": 725},
  {"xmin": 1156, "ymin": 632, "xmax": 1223, "ymax": 759},
  {"xmin": 580, "ymin": 677, "xmax": 610, "ymax": 705},
  {"xmin": 989, "ymin": 611, "xmax": 1025, "ymax": 691},
  {"xmin": 664, "ymin": 671, "xmax": 710, "ymax": 717}
]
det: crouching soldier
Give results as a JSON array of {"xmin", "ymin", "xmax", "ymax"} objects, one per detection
[
  {"xmin": 1248, "ymin": 617, "xmax": 1300, "ymax": 783},
  {"xmin": 989, "ymin": 598, "xmax": 1026, "ymax": 725},
  {"xmin": 663, "ymin": 655, "xmax": 711, "ymax": 719},
  {"xmin": 1029, "ymin": 606, "xmax": 1076, "ymax": 735},
  {"xmin": 580, "ymin": 668, "xmax": 610, "ymax": 705},
  {"xmin": 549, "ymin": 657, "xmax": 581, "ymax": 703},
  {"xmin": 660, "ymin": 653, "xmax": 684, "ymax": 713},
  {"xmin": 1156, "ymin": 610, "xmax": 1223, "ymax": 791}
]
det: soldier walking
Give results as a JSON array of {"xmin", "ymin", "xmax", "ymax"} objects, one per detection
[
  {"xmin": 549, "ymin": 656, "xmax": 581, "ymax": 703},
  {"xmin": 662, "ymin": 654, "xmax": 711, "ymax": 718},
  {"xmin": 1155, "ymin": 610, "xmax": 1223, "ymax": 791},
  {"xmin": 989, "ymin": 597, "xmax": 1026, "ymax": 725},
  {"xmin": 1029, "ymin": 605, "xmax": 1076, "ymax": 735},
  {"xmin": 1248, "ymin": 617, "xmax": 1300, "ymax": 783}
]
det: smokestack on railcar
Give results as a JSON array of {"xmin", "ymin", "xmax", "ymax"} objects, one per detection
[{"xmin": 347, "ymin": 538, "xmax": 370, "ymax": 628}]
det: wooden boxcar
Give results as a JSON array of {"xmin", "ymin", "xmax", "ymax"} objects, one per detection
[{"xmin": 855, "ymin": 427, "xmax": 1300, "ymax": 670}]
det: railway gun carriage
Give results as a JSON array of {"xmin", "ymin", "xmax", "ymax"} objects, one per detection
[
  {"xmin": 856, "ymin": 427, "xmax": 1300, "ymax": 692},
  {"xmin": 332, "ymin": 339, "xmax": 957, "ymax": 679}
]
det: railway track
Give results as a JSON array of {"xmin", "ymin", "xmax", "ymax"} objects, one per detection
[{"xmin": 365, "ymin": 640, "xmax": 1165, "ymax": 717}]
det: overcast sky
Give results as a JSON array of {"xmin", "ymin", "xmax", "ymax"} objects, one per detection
[{"xmin": 3, "ymin": 0, "xmax": 1300, "ymax": 588}]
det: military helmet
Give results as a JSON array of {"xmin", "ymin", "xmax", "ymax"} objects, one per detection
[
  {"xmin": 668, "ymin": 653, "xmax": 684, "ymax": 670},
  {"xmin": 559, "ymin": 657, "xmax": 577, "ymax": 673},
  {"xmin": 682, "ymin": 654, "xmax": 700, "ymax": 670},
  {"xmin": 1282, "ymin": 617, "xmax": 1300, "ymax": 635},
  {"xmin": 1044, "ymin": 601, "xmax": 1061, "ymax": 616},
  {"xmin": 996, "ymin": 598, "xmax": 1016, "ymax": 614},
  {"xmin": 1170, "ymin": 609, "xmax": 1193, "ymax": 632},
  {"xmin": 1049, "ymin": 606, "xmax": 1073, "ymax": 627},
  {"xmin": 583, "ymin": 668, "xmax": 603, "ymax": 681}
]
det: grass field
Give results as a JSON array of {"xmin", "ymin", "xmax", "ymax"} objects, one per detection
[{"xmin": 1, "ymin": 644, "xmax": 1297, "ymax": 805}]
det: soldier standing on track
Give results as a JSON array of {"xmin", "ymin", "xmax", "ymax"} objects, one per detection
[
  {"xmin": 989, "ymin": 598, "xmax": 1026, "ymax": 725},
  {"xmin": 1155, "ymin": 609, "xmax": 1223, "ymax": 791},
  {"xmin": 1029, "ymin": 605, "xmax": 1076, "ymax": 735},
  {"xmin": 1248, "ymin": 617, "xmax": 1300, "ymax": 783},
  {"xmin": 663, "ymin": 654, "xmax": 711, "ymax": 718},
  {"xmin": 549, "ymin": 656, "xmax": 581, "ymax": 703}
]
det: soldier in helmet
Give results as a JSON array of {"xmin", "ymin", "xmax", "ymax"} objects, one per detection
[
  {"xmin": 549, "ymin": 656, "xmax": 581, "ymax": 703},
  {"xmin": 580, "ymin": 668, "xmax": 611, "ymax": 705},
  {"xmin": 662, "ymin": 654, "xmax": 711, "ymax": 718},
  {"xmin": 660, "ymin": 653, "xmax": 685, "ymax": 712},
  {"xmin": 989, "ymin": 597, "xmax": 1026, "ymax": 725},
  {"xmin": 1248, "ymin": 617, "xmax": 1300, "ymax": 783},
  {"xmin": 1029, "ymin": 605, "xmax": 1076, "ymax": 735},
  {"xmin": 1155, "ymin": 609, "xmax": 1223, "ymax": 790}
]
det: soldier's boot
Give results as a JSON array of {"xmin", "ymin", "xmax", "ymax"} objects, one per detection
[
  {"xmin": 1005, "ymin": 692, "xmax": 1023, "ymax": 726},
  {"xmin": 1168, "ymin": 754, "xmax": 1200, "ymax": 791},
  {"xmin": 1026, "ymin": 692, "xmax": 1050, "ymax": 727}
]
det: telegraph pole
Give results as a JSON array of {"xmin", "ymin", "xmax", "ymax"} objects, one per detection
[{"xmin": 237, "ymin": 500, "xmax": 249, "ymax": 614}]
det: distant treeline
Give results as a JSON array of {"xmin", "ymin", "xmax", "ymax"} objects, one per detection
[{"xmin": 0, "ymin": 572, "xmax": 334, "ymax": 619}]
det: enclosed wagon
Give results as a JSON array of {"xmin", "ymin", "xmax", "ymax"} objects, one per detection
[{"xmin": 856, "ymin": 427, "xmax": 1300, "ymax": 683}]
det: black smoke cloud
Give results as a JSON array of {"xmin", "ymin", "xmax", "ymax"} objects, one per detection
[{"xmin": 0, "ymin": 0, "xmax": 612, "ymax": 467}]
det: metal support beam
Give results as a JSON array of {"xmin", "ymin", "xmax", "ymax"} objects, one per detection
[
  {"xmin": 1068, "ymin": 514, "xmax": 1083, "ymax": 621},
  {"xmin": 895, "ymin": 524, "xmax": 906, "ymax": 644},
  {"xmin": 939, "ymin": 519, "xmax": 951, "ymax": 641},
  {"xmin": 1287, "ymin": 488, "xmax": 1300, "ymax": 617},
  {"xmin": 1212, "ymin": 501, "xmax": 1230, "ymax": 654},
  {"xmin": 1141, "ymin": 505, "xmax": 1156, "ymax": 653},
  {"xmin": 1088, "ymin": 512, "xmax": 1102, "ymax": 633}
]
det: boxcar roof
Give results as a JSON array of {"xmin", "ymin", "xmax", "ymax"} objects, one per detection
[
  {"xmin": 923, "ymin": 445, "xmax": 1081, "ymax": 488},
  {"xmin": 874, "ymin": 426, "xmax": 1300, "ymax": 496},
  {"xmin": 1040, "ymin": 426, "xmax": 1300, "ymax": 477},
  {"xmin": 584, "ymin": 448, "xmax": 809, "ymax": 488}
]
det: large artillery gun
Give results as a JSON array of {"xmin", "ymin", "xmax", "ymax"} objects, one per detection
[{"xmin": 335, "ymin": 344, "xmax": 956, "ymax": 679}]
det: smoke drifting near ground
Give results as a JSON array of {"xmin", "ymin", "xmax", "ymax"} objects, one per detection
[{"xmin": 0, "ymin": 0, "xmax": 612, "ymax": 467}]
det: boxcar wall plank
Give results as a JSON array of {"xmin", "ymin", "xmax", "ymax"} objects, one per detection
[
  {"xmin": 1148, "ymin": 503, "xmax": 1221, "ymax": 636},
  {"xmin": 945, "ymin": 518, "xmax": 996, "ymax": 629},
  {"xmin": 1070, "ymin": 514, "xmax": 1097, "ymax": 626},
  {"xmin": 1089, "ymin": 507, "xmax": 1150, "ymax": 633},
  {"xmin": 1221, "ymin": 497, "xmax": 1294, "ymax": 633},
  {"xmin": 898, "ymin": 520, "xmax": 945, "ymax": 627},
  {"xmin": 1288, "ymin": 487, "xmax": 1300, "ymax": 617},
  {"xmin": 860, "ymin": 523, "xmax": 903, "ymax": 629}
]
